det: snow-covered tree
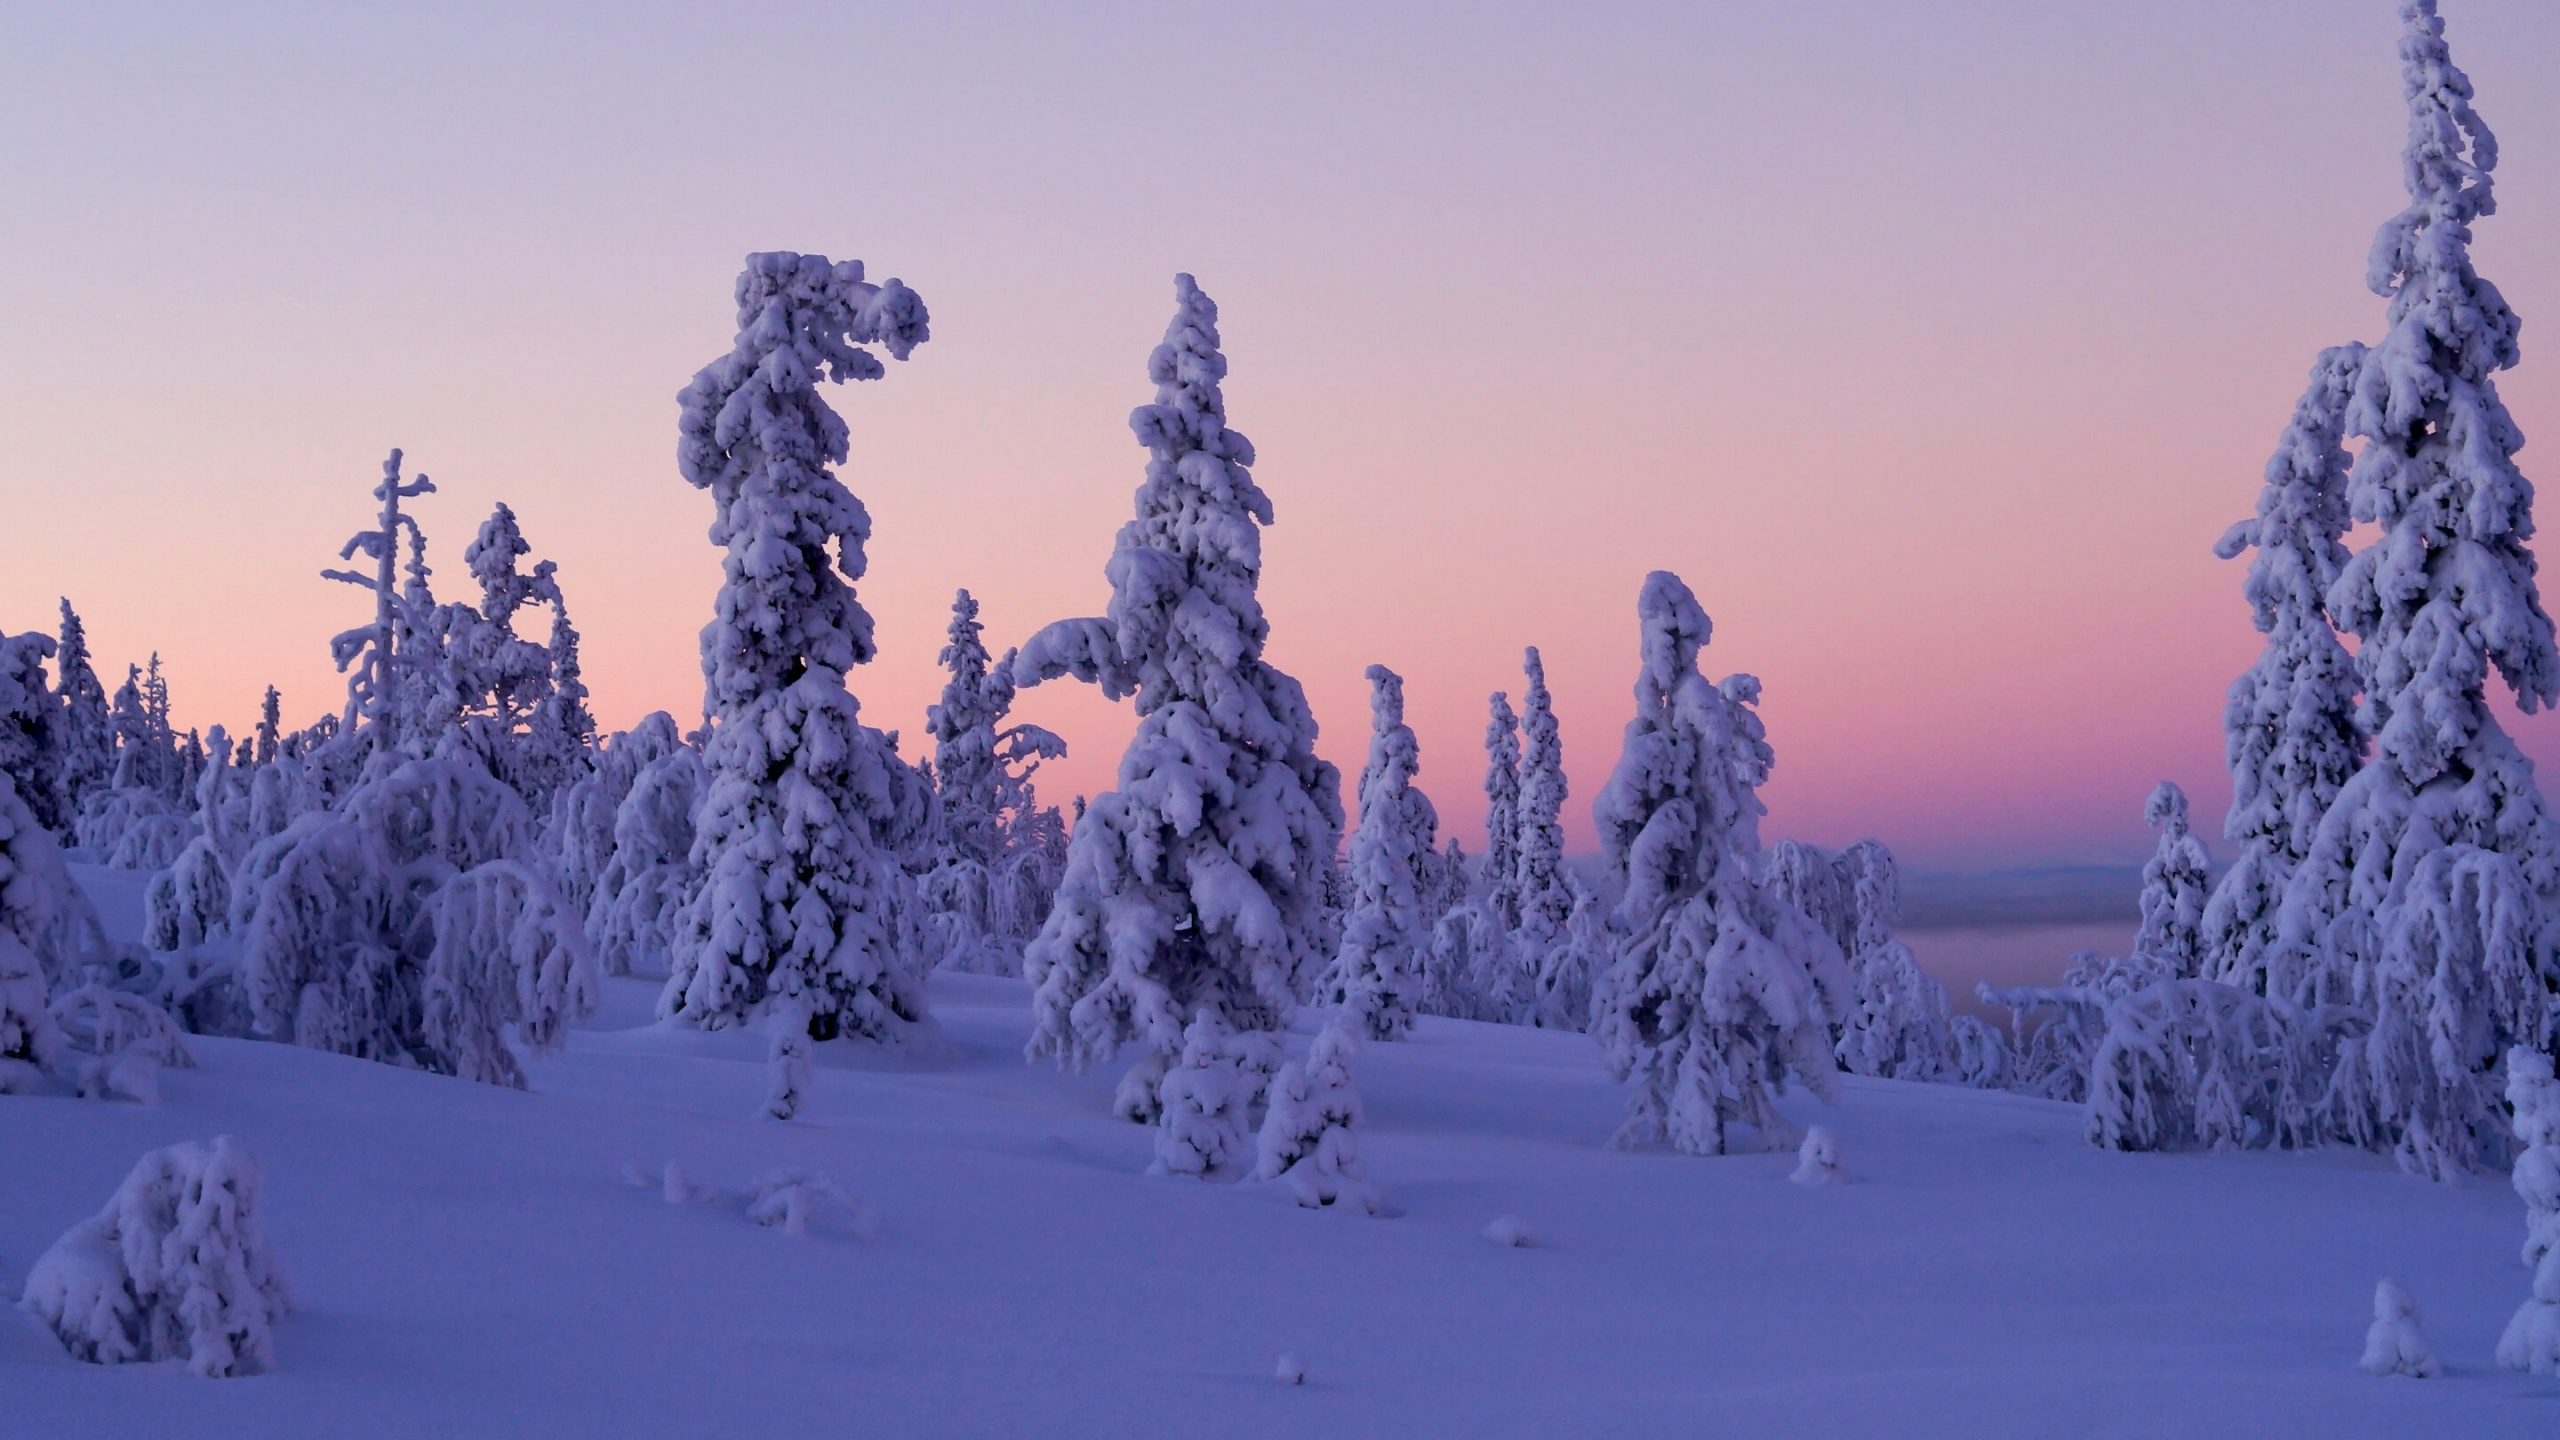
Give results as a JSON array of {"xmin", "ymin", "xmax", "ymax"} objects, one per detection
[
  {"xmin": 54, "ymin": 601, "xmax": 113, "ymax": 817},
  {"xmin": 2363, "ymin": 1280, "xmax": 2441, "ymax": 1379},
  {"xmin": 230, "ymin": 755, "xmax": 596, "ymax": 1083},
  {"xmin": 1514, "ymin": 647, "xmax": 1572, "ymax": 945},
  {"xmin": 1013, "ymin": 275, "xmax": 1343, "ymax": 1117},
  {"xmin": 2202, "ymin": 345, "xmax": 2369, "ymax": 998},
  {"xmin": 2500, "ymin": 1047, "xmax": 2560, "ymax": 1373},
  {"xmin": 1788, "ymin": 1124, "xmax": 1841, "ymax": 1186},
  {"xmin": 1590, "ymin": 572, "xmax": 1850, "ymax": 1154},
  {"xmin": 1772, "ymin": 838, "xmax": 1953, "ymax": 1081},
  {"xmin": 658, "ymin": 252, "xmax": 935, "ymax": 1045},
  {"xmin": 254, "ymin": 685, "xmax": 282, "ymax": 767},
  {"xmin": 1321, "ymin": 665, "xmax": 1441, "ymax": 1040},
  {"xmin": 2272, "ymin": 0, "xmax": 2560, "ymax": 1180},
  {"xmin": 1535, "ymin": 872, "xmax": 1612, "ymax": 1031},
  {"xmin": 1481, "ymin": 691, "xmax": 1522, "ymax": 930},
  {"xmin": 1947, "ymin": 1014, "xmax": 2010, "ymax": 1089},
  {"xmin": 1252, "ymin": 1013, "xmax": 1377, "ymax": 1211},
  {"xmin": 1152, "ymin": 1006, "xmax": 1258, "ymax": 1178},
  {"xmin": 920, "ymin": 589, "xmax": 1067, "ymax": 974},
  {"xmin": 0, "ymin": 630, "xmax": 63, "ymax": 834},
  {"xmin": 322, "ymin": 450, "xmax": 437, "ymax": 758},
  {"xmin": 21, "ymin": 1135, "xmax": 290, "ymax": 1376},
  {"xmin": 2134, "ymin": 783, "xmax": 2211, "ymax": 979}
]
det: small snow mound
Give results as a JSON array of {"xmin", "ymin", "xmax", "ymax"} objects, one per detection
[
  {"xmin": 1276, "ymin": 1351, "xmax": 1306, "ymax": 1385},
  {"xmin": 661, "ymin": 1161, "xmax": 692, "ymax": 1206},
  {"xmin": 1483, "ymin": 1214, "xmax": 1537, "ymax": 1248},
  {"xmin": 747, "ymin": 1168, "xmax": 862, "ymax": 1239},
  {"xmin": 2361, "ymin": 1280, "xmax": 2440, "ymax": 1378},
  {"xmin": 1790, "ymin": 1126, "xmax": 1842, "ymax": 1186}
]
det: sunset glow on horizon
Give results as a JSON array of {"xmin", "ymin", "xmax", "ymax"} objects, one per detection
[{"xmin": 7, "ymin": 1, "xmax": 2558, "ymax": 871}]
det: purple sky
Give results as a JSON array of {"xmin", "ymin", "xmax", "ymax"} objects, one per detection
[{"xmin": 4, "ymin": 1, "xmax": 2557, "ymax": 869}]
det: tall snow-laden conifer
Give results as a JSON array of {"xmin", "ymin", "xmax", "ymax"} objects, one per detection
[
  {"xmin": 1590, "ymin": 572, "xmax": 1849, "ymax": 1155},
  {"xmin": 254, "ymin": 686, "xmax": 282, "ymax": 767},
  {"xmin": 1515, "ymin": 647, "xmax": 1572, "ymax": 943},
  {"xmin": 321, "ymin": 451, "xmax": 436, "ymax": 758},
  {"xmin": 1015, "ymin": 275, "xmax": 1344, "ymax": 1118},
  {"xmin": 54, "ymin": 601, "xmax": 112, "ymax": 817},
  {"xmin": 2274, "ymin": 1, "xmax": 2560, "ymax": 1179},
  {"xmin": 658, "ymin": 252, "xmax": 935, "ymax": 1048},
  {"xmin": 1323, "ymin": 665, "xmax": 1440, "ymax": 1040},
  {"xmin": 2203, "ymin": 346, "xmax": 2369, "ymax": 998},
  {"xmin": 1482, "ymin": 691, "xmax": 1523, "ymax": 930}
]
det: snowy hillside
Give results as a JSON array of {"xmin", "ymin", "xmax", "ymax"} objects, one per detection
[{"xmin": 3, "ymin": 962, "xmax": 2544, "ymax": 1437}]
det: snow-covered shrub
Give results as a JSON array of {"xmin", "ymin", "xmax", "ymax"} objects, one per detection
[
  {"xmin": 1422, "ymin": 900, "xmax": 1504, "ymax": 1023},
  {"xmin": 587, "ymin": 739, "xmax": 706, "ymax": 977},
  {"xmin": 1153, "ymin": 1007, "xmax": 1256, "ymax": 1178},
  {"xmin": 766, "ymin": 1002, "xmax": 813, "ymax": 1121},
  {"xmin": 420, "ymin": 859, "xmax": 599, "ymax": 1088},
  {"xmin": 2500, "ymin": 1047, "xmax": 2560, "ymax": 1374},
  {"xmin": 2202, "ymin": 345, "xmax": 2367, "ymax": 998},
  {"xmin": 746, "ymin": 1168, "xmax": 859, "ymax": 1238},
  {"xmin": 1946, "ymin": 1015, "xmax": 2011, "ymax": 1090},
  {"xmin": 1590, "ymin": 573, "xmax": 1850, "ymax": 1155},
  {"xmin": 2362, "ymin": 1280, "xmax": 2440, "ymax": 1378},
  {"xmin": 1253, "ymin": 1013, "xmax": 1377, "ymax": 1212},
  {"xmin": 49, "ymin": 984, "xmax": 196, "ymax": 1103},
  {"xmin": 1984, "ymin": 949, "xmax": 2170, "ymax": 1104},
  {"xmin": 232, "ymin": 755, "xmax": 591, "ymax": 1083},
  {"xmin": 1015, "ymin": 275, "xmax": 1342, "ymax": 1115},
  {"xmin": 2082, "ymin": 978, "xmax": 2363, "ymax": 1153},
  {"xmin": 2267, "ymin": 0, "xmax": 2560, "ymax": 1182},
  {"xmin": 21, "ymin": 1135, "xmax": 290, "ymax": 1377},
  {"xmin": 1775, "ymin": 839, "xmax": 1950, "ymax": 1081},
  {"xmin": 1535, "ymin": 873, "xmax": 1611, "ymax": 1032},
  {"xmin": 1322, "ymin": 666, "xmax": 1439, "ymax": 1041},
  {"xmin": 144, "ymin": 834, "xmax": 231, "ymax": 953},
  {"xmin": 1788, "ymin": 1125, "xmax": 1841, "ymax": 1186},
  {"xmin": 660, "ymin": 252, "xmax": 935, "ymax": 1041},
  {"xmin": 549, "ymin": 711, "xmax": 683, "ymax": 920}
]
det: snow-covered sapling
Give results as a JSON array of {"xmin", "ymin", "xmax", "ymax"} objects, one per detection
[
  {"xmin": 1323, "ymin": 665, "xmax": 1439, "ymax": 1041},
  {"xmin": 2361, "ymin": 1280, "xmax": 2440, "ymax": 1378},
  {"xmin": 2500, "ymin": 1047, "xmax": 2560, "ymax": 1374},
  {"xmin": 1789, "ymin": 1125, "xmax": 1842, "ymax": 1186},
  {"xmin": 2135, "ymin": 783, "xmax": 2211, "ymax": 979},
  {"xmin": 1153, "ymin": 1007, "xmax": 1253, "ymax": 1179},
  {"xmin": 21, "ymin": 1135, "xmax": 290, "ymax": 1377},
  {"xmin": 767, "ymin": 1004, "xmax": 814, "ymax": 1121},
  {"xmin": 1253, "ymin": 1013, "xmax": 1378, "ymax": 1212}
]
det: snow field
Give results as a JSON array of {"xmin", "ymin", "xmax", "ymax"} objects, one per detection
[{"xmin": 2, "ymin": 967, "xmax": 2545, "ymax": 1439}]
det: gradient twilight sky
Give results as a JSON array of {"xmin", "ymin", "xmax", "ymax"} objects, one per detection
[{"xmin": 4, "ymin": 2, "xmax": 2558, "ymax": 871}]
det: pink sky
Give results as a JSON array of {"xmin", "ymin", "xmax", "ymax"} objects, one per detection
[{"xmin": 4, "ymin": 2, "xmax": 2557, "ymax": 869}]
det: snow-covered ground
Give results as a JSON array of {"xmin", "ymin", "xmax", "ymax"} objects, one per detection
[{"xmin": 2, "ymin": 963, "xmax": 2549, "ymax": 1438}]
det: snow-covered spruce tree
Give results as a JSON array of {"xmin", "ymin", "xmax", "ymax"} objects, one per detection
[
  {"xmin": 1322, "ymin": 665, "xmax": 1440, "ymax": 1040},
  {"xmin": 1013, "ymin": 274, "xmax": 1344, "ymax": 1119},
  {"xmin": 0, "ymin": 630, "xmax": 64, "ymax": 834},
  {"xmin": 1771, "ymin": 839, "xmax": 1953, "ymax": 1081},
  {"xmin": 1252, "ymin": 1012, "xmax": 1377, "ymax": 1211},
  {"xmin": 1151, "ymin": 1005, "xmax": 1273, "ymax": 1178},
  {"xmin": 2363, "ymin": 1280, "xmax": 2442, "ymax": 1379},
  {"xmin": 2272, "ymin": 0, "xmax": 2560, "ymax": 1180},
  {"xmin": 1514, "ymin": 646, "xmax": 1573, "ymax": 950},
  {"xmin": 2502, "ymin": 1046, "xmax": 2560, "ymax": 1373},
  {"xmin": 254, "ymin": 686, "xmax": 282, "ymax": 767},
  {"xmin": 54, "ymin": 601, "xmax": 114, "ymax": 819},
  {"xmin": 2202, "ymin": 345, "xmax": 2369, "ymax": 998},
  {"xmin": 1590, "ymin": 572, "xmax": 1850, "ymax": 1154},
  {"xmin": 22, "ymin": 1135, "xmax": 290, "ymax": 1376},
  {"xmin": 1535, "ymin": 871, "xmax": 1612, "ymax": 1031},
  {"xmin": 1481, "ymin": 691, "xmax": 1522, "ymax": 930},
  {"xmin": 921, "ymin": 589, "xmax": 1066, "ymax": 974},
  {"xmin": 658, "ymin": 251, "xmax": 935, "ymax": 1055},
  {"xmin": 2134, "ymin": 783, "xmax": 2211, "ymax": 979}
]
